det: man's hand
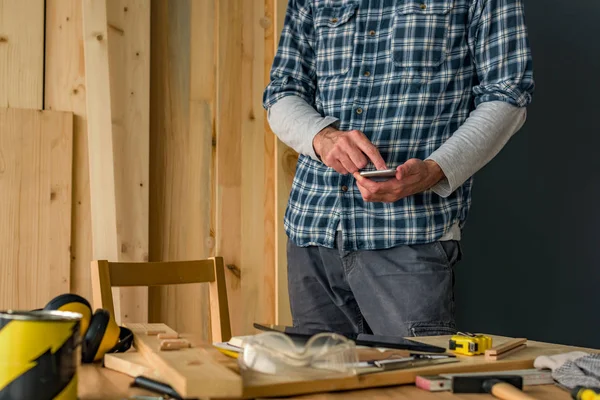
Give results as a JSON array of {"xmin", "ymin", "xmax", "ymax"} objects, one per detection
[
  {"xmin": 352, "ymin": 159, "xmax": 445, "ymax": 203},
  {"xmin": 313, "ymin": 126, "xmax": 387, "ymax": 174}
]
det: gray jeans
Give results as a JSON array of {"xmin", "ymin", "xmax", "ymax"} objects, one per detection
[{"xmin": 287, "ymin": 234, "xmax": 462, "ymax": 337}]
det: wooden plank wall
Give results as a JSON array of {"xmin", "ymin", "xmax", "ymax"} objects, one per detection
[
  {"xmin": 272, "ymin": 0, "xmax": 296, "ymax": 326},
  {"xmin": 0, "ymin": 108, "xmax": 73, "ymax": 309},
  {"xmin": 215, "ymin": 0, "xmax": 279, "ymax": 336},
  {"xmin": 45, "ymin": 0, "xmax": 94, "ymax": 301},
  {"xmin": 106, "ymin": 0, "xmax": 150, "ymax": 323},
  {"xmin": 215, "ymin": 0, "xmax": 244, "ymax": 336},
  {"xmin": 48, "ymin": 0, "xmax": 151, "ymax": 321},
  {"xmin": 2, "ymin": 0, "xmax": 284, "ymax": 335},
  {"xmin": 148, "ymin": 0, "xmax": 211, "ymax": 339},
  {"xmin": 0, "ymin": 0, "xmax": 44, "ymax": 109},
  {"xmin": 149, "ymin": 0, "xmax": 279, "ymax": 338}
]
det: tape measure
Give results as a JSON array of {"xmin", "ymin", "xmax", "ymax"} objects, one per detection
[
  {"xmin": 571, "ymin": 386, "xmax": 600, "ymax": 400},
  {"xmin": 448, "ymin": 332, "xmax": 492, "ymax": 356}
]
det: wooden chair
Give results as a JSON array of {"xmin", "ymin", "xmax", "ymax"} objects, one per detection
[{"xmin": 90, "ymin": 257, "xmax": 231, "ymax": 342}]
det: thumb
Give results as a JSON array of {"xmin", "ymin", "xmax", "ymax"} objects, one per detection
[{"xmin": 396, "ymin": 159, "xmax": 421, "ymax": 179}]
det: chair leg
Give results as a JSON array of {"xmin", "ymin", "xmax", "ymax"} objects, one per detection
[
  {"xmin": 209, "ymin": 257, "xmax": 232, "ymax": 342},
  {"xmin": 90, "ymin": 260, "xmax": 116, "ymax": 318}
]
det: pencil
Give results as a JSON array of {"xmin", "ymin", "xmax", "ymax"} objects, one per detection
[{"xmin": 215, "ymin": 347, "xmax": 240, "ymax": 359}]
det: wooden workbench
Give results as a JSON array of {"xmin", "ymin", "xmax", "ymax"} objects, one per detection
[
  {"xmin": 84, "ymin": 323, "xmax": 598, "ymax": 399},
  {"xmin": 78, "ymin": 363, "xmax": 573, "ymax": 399}
]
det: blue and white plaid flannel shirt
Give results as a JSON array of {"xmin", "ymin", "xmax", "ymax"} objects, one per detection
[{"xmin": 263, "ymin": 0, "xmax": 535, "ymax": 251}]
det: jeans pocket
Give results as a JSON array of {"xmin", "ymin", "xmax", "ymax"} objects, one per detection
[
  {"xmin": 434, "ymin": 240, "xmax": 461, "ymax": 268},
  {"xmin": 392, "ymin": 0, "xmax": 453, "ymax": 71},
  {"xmin": 409, "ymin": 321, "xmax": 457, "ymax": 337},
  {"xmin": 314, "ymin": 3, "xmax": 358, "ymax": 77}
]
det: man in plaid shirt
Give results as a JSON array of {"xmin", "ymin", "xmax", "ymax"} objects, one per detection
[{"xmin": 264, "ymin": 0, "xmax": 534, "ymax": 336}]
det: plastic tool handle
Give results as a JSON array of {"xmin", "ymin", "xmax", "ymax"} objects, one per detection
[
  {"xmin": 131, "ymin": 376, "xmax": 183, "ymax": 400},
  {"xmin": 484, "ymin": 380, "xmax": 537, "ymax": 400}
]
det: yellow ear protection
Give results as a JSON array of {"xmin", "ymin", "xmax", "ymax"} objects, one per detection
[{"xmin": 43, "ymin": 293, "xmax": 133, "ymax": 363}]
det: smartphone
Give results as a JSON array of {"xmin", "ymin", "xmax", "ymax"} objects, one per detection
[{"xmin": 359, "ymin": 168, "xmax": 397, "ymax": 182}]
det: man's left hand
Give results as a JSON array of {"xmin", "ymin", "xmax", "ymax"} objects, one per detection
[{"xmin": 353, "ymin": 159, "xmax": 445, "ymax": 203}]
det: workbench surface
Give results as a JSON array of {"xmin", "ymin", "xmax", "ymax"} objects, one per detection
[{"xmin": 78, "ymin": 363, "xmax": 572, "ymax": 399}]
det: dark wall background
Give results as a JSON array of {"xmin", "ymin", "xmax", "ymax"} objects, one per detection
[{"xmin": 456, "ymin": 0, "xmax": 600, "ymax": 348}]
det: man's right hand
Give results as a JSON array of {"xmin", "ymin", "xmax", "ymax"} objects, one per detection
[{"xmin": 312, "ymin": 126, "xmax": 387, "ymax": 175}]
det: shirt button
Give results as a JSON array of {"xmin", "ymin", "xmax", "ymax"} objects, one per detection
[
  {"xmin": 420, "ymin": 3, "xmax": 427, "ymax": 9},
  {"xmin": 369, "ymin": 30, "xmax": 376, "ymax": 36},
  {"xmin": 331, "ymin": 17, "xmax": 339, "ymax": 23},
  {"xmin": 363, "ymin": 71, "xmax": 371, "ymax": 77},
  {"xmin": 356, "ymin": 108, "xmax": 363, "ymax": 115},
  {"xmin": 341, "ymin": 185, "xmax": 348, "ymax": 192}
]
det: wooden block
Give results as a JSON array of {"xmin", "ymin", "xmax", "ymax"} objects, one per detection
[
  {"xmin": 485, "ymin": 344, "xmax": 528, "ymax": 361},
  {"xmin": 486, "ymin": 338, "xmax": 527, "ymax": 357},
  {"xmin": 0, "ymin": 108, "xmax": 73, "ymax": 310},
  {"xmin": 159, "ymin": 339, "xmax": 191, "ymax": 351},
  {"xmin": 157, "ymin": 333, "xmax": 179, "ymax": 340},
  {"xmin": 146, "ymin": 329, "xmax": 166, "ymax": 336},
  {"xmin": 103, "ymin": 352, "xmax": 159, "ymax": 379},
  {"xmin": 124, "ymin": 323, "xmax": 243, "ymax": 398},
  {"xmin": 127, "ymin": 323, "xmax": 170, "ymax": 336}
]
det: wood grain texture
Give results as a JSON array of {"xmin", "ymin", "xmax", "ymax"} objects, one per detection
[
  {"xmin": 45, "ymin": 0, "xmax": 93, "ymax": 300},
  {"xmin": 103, "ymin": 352, "xmax": 159, "ymax": 378},
  {"xmin": 81, "ymin": 0, "xmax": 121, "ymax": 321},
  {"xmin": 215, "ymin": 0, "xmax": 244, "ymax": 336},
  {"xmin": 0, "ymin": 0, "xmax": 44, "ymax": 109},
  {"xmin": 238, "ymin": 0, "xmax": 276, "ymax": 337},
  {"xmin": 272, "ymin": 0, "xmax": 296, "ymax": 326},
  {"xmin": 107, "ymin": 259, "xmax": 216, "ymax": 287},
  {"xmin": 148, "ymin": 0, "xmax": 210, "ymax": 340},
  {"xmin": 0, "ymin": 108, "xmax": 73, "ymax": 309},
  {"xmin": 78, "ymin": 363, "xmax": 574, "ymax": 399},
  {"xmin": 485, "ymin": 344, "xmax": 528, "ymax": 361},
  {"xmin": 106, "ymin": 0, "xmax": 150, "ymax": 323},
  {"xmin": 262, "ymin": 0, "xmax": 278, "ymax": 331},
  {"xmin": 93, "ymin": 330, "xmax": 592, "ymax": 399},
  {"xmin": 486, "ymin": 338, "xmax": 528, "ymax": 356},
  {"xmin": 124, "ymin": 323, "xmax": 243, "ymax": 398}
]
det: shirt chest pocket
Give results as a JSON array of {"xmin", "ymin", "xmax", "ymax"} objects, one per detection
[
  {"xmin": 314, "ymin": 4, "xmax": 358, "ymax": 77},
  {"xmin": 392, "ymin": 0, "xmax": 453, "ymax": 70}
]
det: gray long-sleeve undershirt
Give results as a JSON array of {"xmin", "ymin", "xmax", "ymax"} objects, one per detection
[{"xmin": 267, "ymin": 95, "xmax": 526, "ymax": 240}]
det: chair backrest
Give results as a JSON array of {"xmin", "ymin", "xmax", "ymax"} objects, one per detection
[{"xmin": 90, "ymin": 257, "xmax": 231, "ymax": 342}]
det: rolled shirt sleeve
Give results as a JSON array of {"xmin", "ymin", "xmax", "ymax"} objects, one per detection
[{"xmin": 468, "ymin": 0, "xmax": 535, "ymax": 107}]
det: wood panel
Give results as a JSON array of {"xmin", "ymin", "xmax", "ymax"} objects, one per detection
[
  {"xmin": 45, "ymin": 0, "xmax": 93, "ymax": 300},
  {"xmin": 0, "ymin": 0, "xmax": 44, "ymax": 109},
  {"xmin": 81, "ymin": 0, "xmax": 121, "ymax": 320},
  {"xmin": 0, "ymin": 108, "xmax": 73, "ymax": 309},
  {"xmin": 273, "ymin": 0, "xmax": 296, "ymax": 325},
  {"xmin": 237, "ymin": 0, "xmax": 276, "ymax": 336},
  {"xmin": 215, "ymin": 0, "xmax": 243, "ymax": 336},
  {"xmin": 106, "ymin": 0, "xmax": 150, "ymax": 323},
  {"xmin": 261, "ymin": 0, "xmax": 278, "ymax": 332},
  {"xmin": 148, "ymin": 0, "xmax": 211, "ymax": 340}
]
